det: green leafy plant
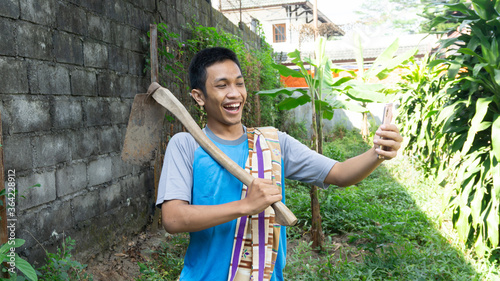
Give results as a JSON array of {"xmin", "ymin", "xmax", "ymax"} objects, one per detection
[
  {"xmin": 345, "ymin": 35, "xmax": 417, "ymax": 137},
  {"xmin": 156, "ymin": 23, "xmax": 186, "ymax": 90},
  {"xmin": 135, "ymin": 262, "xmax": 169, "ymax": 281},
  {"xmin": 396, "ymin": 54, "xmax": 449, "ymax": 175},
  {"xmin": 0, "ymin": 238, "xmax": 37, "ymax": 281},
  {"xmin": 400, "ymin": 0, "xmax": 500, "ymax": 258},
  {"xmin": 1, "ymin": 187, "xmax": 38, "ymax": 281},
  {"xmin": 432, "ymin": 0, "xmax": 500, "ymax": 258},
  {"xmin": 37, "ymin": 236, "xmax": 93, "ymax": 281},
  {"xmin": 420, "ymin": 0, "xmax": 469, "ymax": 33}
]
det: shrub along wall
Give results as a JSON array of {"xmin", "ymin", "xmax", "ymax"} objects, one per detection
[{"xmin": 0, "ymin": 0, "xmax": 261, "ymax": 265}]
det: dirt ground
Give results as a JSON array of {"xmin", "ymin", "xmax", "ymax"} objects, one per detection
[
  {"xmin": 85, "ymin": 228, "xmax": 367, "ymax": 281},
  {"xmin": 86, "ymin": 229, "xmax": 169, "ymax": 281}
]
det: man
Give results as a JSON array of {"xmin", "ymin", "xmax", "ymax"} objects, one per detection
[{"xmin": 156, "ymin": 47, "xmax": 403, "ymax": 280}]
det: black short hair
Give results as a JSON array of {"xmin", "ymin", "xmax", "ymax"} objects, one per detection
[{"xmin": 188, "ymin": 47, "xmax": 242, "ymax": 96}]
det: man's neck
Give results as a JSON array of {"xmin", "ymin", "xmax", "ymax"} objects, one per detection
[{"xmin": 206, "ymin": 122, "xmax": 245, "ymax": 141}]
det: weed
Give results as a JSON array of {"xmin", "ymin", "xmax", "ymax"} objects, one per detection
[
  {"xmin": 135, "ymin": 234, "xmax": 188, "ymax": 281},
  {"xmin": 37, "ymin": 236, "xmax": 93, "ymax": 281}
]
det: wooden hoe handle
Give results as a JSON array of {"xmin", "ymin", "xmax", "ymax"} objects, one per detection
[{"xmin": 149, "ymin": 83, "xmax": 298, "ymax": 226}]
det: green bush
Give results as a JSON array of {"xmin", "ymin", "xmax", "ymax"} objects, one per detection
[
  {"xmin": 396, "ymin": 55, "xmax": 448, "ymax": 175},
  {"xmin": 398, "ymin": 0, "xmax": 500, "ymax": 258}
]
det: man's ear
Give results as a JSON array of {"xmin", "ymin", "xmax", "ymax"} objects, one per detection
[{"xmin": 191, "ymin": 89, "xmax": 205, "ymax": 106}]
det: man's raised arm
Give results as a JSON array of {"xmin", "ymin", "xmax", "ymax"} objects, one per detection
[{"xmin": 324, "ymin": 124, "xmax": 403, "ymax": 187}]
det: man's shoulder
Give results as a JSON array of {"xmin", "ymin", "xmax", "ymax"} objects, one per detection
[
  {"xmin": 171, "ymin": 131, "xmax": 195, "ymax": 141},
  {"xmin": 168, "ymin": 132, "xmax": 199, "ymax": 152},
  {"xmin": 276, "ymin": 130, "xmax": 299, "ymax": 145}
]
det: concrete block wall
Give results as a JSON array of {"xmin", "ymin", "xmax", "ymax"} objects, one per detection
[
  {"xmin": 0, "ymin": 0, "xmax": 263, "ymax": 265},
  {"xmin": 0, "ymin": 0, "xmax": 155, "ymax": 264}
]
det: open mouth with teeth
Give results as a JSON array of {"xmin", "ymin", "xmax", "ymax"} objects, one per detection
[{"xmin": 223, "ymin": 103, "xmax": 242, "ymax": 113}]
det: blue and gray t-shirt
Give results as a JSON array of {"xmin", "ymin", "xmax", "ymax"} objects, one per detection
[{"xmin": 156, "ymin": 126, "xmax": 336, "ymax": 281}]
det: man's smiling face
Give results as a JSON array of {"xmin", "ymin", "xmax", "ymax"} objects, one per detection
[{"xmin": 194, "ymin": 59, "xmax": 247, "ymax": 132}]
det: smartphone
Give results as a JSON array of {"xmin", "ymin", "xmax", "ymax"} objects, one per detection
[{"xmin": 375, "ymin": 103, "xmax": 393, "ymax": 159}]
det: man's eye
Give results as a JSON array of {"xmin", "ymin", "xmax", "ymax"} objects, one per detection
[
  {"xmin": 216, "ymin": 84, "xmax": 226, "ymax": 88},
  {"xmin": 237, "ymin": 82, "xmax": 245, "ymax": 86}
]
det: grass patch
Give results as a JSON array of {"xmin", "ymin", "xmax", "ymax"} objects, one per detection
[{"xmin": 284, "ymin": 130, "xmax": 500, "ymax": 280}]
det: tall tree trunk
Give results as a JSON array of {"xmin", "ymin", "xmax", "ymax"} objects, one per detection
[
  {"xmin": 317, "ymin": 111, "xmax": 323, "ymax": 155},
  {"xmin": 311, "ymin": 105, "xmax": 318, "ymax": 152},
  {"xmin": 310, "ymin": 184, "xmax": 324, "ymax": 251},
  {"xmin": 310, "ymin": 101, "xmax": 324, "ymax": 252}
]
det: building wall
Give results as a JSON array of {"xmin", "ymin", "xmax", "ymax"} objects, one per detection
[
  {"xmin": 0, "ymin": 0, "xmax": 261, "ymax": 265},
  {"xmin": 214, "ymin": 6, "xmax": 310, "ymax": 52}
]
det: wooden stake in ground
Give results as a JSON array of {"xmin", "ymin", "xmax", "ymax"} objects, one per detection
[{"xmin": 0, "ymin": 110, "xmax": 9, "ymax": 278}]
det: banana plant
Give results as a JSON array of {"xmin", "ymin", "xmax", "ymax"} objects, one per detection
[
  {"xmin": 345, "ymin": 34, "xmax": 417, "ymax": 137},
  {"xmin": 258, "ymin": 37, "xmax": 366, "ymax": 152},
  {"xmin": 258, "ymin": 37, "xmax": 365, "ymax": 250}
]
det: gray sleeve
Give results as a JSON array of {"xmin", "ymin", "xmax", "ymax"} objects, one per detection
[
  {"xmin": 155, "ymin": 132, "xmax": 199, "ymax": 207},
  {"xmin": 279, "ymin": 132, "xmax": 337, "ymax": 188}
]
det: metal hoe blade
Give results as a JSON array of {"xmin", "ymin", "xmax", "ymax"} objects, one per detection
[{"xmin": 121, "ymin": 93, "xmax": 166, "ymax": 165}]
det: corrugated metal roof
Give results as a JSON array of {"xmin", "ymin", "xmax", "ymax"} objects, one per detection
[
  {"xmin": 220, "ymin": 0, "xmax": 309, "ymax": 11},
  {"xmin": 281, "ymin": 34, "xmax": 438, "ymax": 66},
  {"xmin": 218, "ymin": 0, "xmax": 333, "ymax": 24}
]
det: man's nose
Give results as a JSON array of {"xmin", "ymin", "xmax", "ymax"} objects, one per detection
[{"xmin": 226, "ymin": 84, "xmax": 242, "ymax": 97}]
